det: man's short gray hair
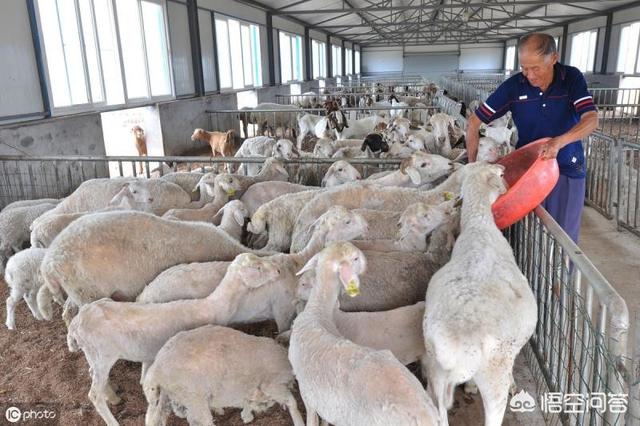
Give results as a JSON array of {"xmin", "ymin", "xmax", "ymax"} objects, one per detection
[{"xmin": 518, "ymin": 33, "xmax": 557, "ymax": 56}]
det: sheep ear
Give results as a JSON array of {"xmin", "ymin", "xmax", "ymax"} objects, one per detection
[
  {"xmin": 360, "ymin": 141, "xmax": 367, "ymax": 152},
  {"xmin": 297, "ymin": 252, "xmax": 320, "ymax": 276},
  {"xmin": 211, "ymin": 207, "xmax": 225, "ymax": 224},
  {"xmin": 233, "ymin": 208, "xmax": 246, "ymax": 226},
  {"xmin": 406, "ymin": 167, "xmax": 422, "ymax": 185}
]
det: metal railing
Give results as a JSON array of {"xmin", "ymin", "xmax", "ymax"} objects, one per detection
[
  {"xmin": 585, "ymin": 132, "xmax": 617, "ymax": 219},
  {"xmin": 506, "ymin": 207, "xmax": 634, "ymax": 425},
  {"xmin": 0, "ymin": 155, "xmax": 402, "ymax": 208},
  {"xmin": 274, "ymin": 91, "xmax": 435, "ymax": 107},
  {"xmin": 206, "ymin": 105, "xmax": 439, "ymax": 138},
  {"xmin": 591, "ymin": 88, "xmax": 640, "ymax": 145},
  {"xmin": 618, "ymin": 140, "xmax": 640, "ymax": 237}
]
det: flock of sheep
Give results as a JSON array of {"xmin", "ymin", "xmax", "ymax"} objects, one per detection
[{"xmin": 1, "ymin": 83, "xmax": 534, "ymax": 426}]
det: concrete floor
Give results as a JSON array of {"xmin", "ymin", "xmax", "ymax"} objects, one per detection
[{"xmin": 579, "ymin": 206, "xmax": 640, "ymax": 354}]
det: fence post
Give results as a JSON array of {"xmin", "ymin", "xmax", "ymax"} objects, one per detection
[{"xmin": 616, "ymin": 137, "xmax": 624, "ymax": 232}]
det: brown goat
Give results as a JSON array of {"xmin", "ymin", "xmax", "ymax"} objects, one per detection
[
  {"xmin": 190, "ymin": 128, "xmax": 236, "ymax": 157},
  {"xmin": 131, "ymin": 125, "xmax": 147, "ymax": 174}
]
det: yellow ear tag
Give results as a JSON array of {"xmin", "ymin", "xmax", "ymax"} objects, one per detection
[
  {"xmin": 346, "ymin": 279, "xmax": 360, "ymax": 297},
  {"xmin": 443, "ymin": 191, "xmax": 454, "ymax": 201},
  {"xmin": 226, "ymin": 189, "xmax": 236, "ymax": 196}
]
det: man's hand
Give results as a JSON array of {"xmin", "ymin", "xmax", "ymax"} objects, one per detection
[{"xmin": 539, "ymin": 137, "xmax": 562, "ymax": 160}]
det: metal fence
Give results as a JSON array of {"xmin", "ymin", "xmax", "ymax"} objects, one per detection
[
  {"xmin": 591, "ymin": 88, "xmax": 640, "ymax": 145},
  {"xmin": 506, "ymin": 207, "xmax": 634, "ymax": 425},
  {"xmin": 206, "ymin": 105, "xmax": 439, "ymax": 138},
  {"xmin": 584, "ymin": 132, "xmax": 617, "ymax": 219},
  {"xmin": 274, "ymin": 90, "xmax": 434, "ymax": 108},
  {"xmin": 618, "ymin": 141, "xmax": 640, "ymax": 237}
]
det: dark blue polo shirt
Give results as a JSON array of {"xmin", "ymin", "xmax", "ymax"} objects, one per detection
[{"xmin": 475, "ymin": 63, "xmax": 597, "ymax": 178}]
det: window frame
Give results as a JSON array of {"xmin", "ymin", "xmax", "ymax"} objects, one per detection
[
  {"xmin": 331, "ymin": 44, "xmax": 342, "ymax": 77},
  {"xmin": 616, "ymin": 21, "xmax": 640, "ymax": 76},
  {"xmin": 279, "ymin": 30, "xmax": 303, "ymax": 84},
  {"xmin": 312, "ymin": 39, "xmax": 326, "ymax": 79},
  {"xmin": 569, "ymin": 29, "xmax": 598, "ymax": 73},
  {"xmin": 35, "ymin": 0, "xmax": 175, "ymax": 116},
  {"xmin": 214, "ymin": 14, "xmax": 263, "ymax": 91}
]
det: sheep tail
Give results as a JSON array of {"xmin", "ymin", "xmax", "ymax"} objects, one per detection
[
  {"xmin": 38, "ymin": 257, "xmax": 68, "ymax": 320},
  {"xmin": 144, "ymin": 384, "xmax": 170, "ymax": 425}
]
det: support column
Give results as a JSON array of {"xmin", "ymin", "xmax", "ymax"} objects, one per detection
[
  {"xmin": 186, "ymin": 0, "xmax": 204, "ymax": 96},
  {"xmin": 210, "ymin": 12, "xmax": 220, "ymax": 93},
  {"xmin": 341, "ymin": 40, "xmax": 346, "ymax": 76},
  {"xmin": 326, "ymin": 34, "xmax": 332, "ymax": 78},
  {"xmin": 304, "ymin": 27, "xmax": 311, "ymax": 81},
  {"xmin": 26, "ymin": 0, "xmax": 51, "ymax": 116},
  {"xmin": 266, "ymin": 12, "xmax": 275, "ymax": 86},
  {"xmin": 600, "ymin": 12, "xmax": 613, "ymax": 73}
]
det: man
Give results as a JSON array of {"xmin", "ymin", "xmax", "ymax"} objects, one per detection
[{"xmin": 466, "ymin": 33, "xmax": 599, "ymax": 242}]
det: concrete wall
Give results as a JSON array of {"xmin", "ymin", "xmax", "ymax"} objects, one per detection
[
  {"xmin": 158, "ymin": 92, "xmax": 237, "ymax": 156},
  {"xmin": 0, "ymin": 113, "xmax": 104, "ymax": 156},
  {"xmin": 362, "ymin": 47, "xmax": 403, "ymax": 74}
]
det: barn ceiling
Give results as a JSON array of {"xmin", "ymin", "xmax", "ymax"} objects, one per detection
[{"xmin": 255, "ymin": 0, "xmax": 638, "ymax": 46}]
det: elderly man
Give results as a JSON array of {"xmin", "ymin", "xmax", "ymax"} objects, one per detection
[{"xmin": 466, "ymin": 33, "xmax": 598, "ymax": 242}]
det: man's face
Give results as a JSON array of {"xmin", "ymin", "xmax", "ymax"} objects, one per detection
[{"xmin": 518, "ymin": 48, "xmax": 558, "ymax": 89}]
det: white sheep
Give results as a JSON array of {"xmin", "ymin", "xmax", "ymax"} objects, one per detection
[
  {"xmin": 353, "ymin": 199, "xmax": 457, "ymax": 252},
  {"xmin": 0, "ymin": 202, "xmax": 56, "ymax": 269},
  {"xmin": 30, "ymin": 184, "xmax": 154, "ymax": 248},
  {"xmin": 239, "ymin": 103, "xmax": 300, "ymax": 138},
  {"xmin": 365, "ymin": 152, "xmax": 454, "ymax": 188},
  {"xmin": 161, "ymin": 174, "xmax": 242, "ymax": 222},
  {"xmin": 1, "ymin": 198, "xmax": 59, "ymax": 212},
  {"xmin": 240, "ymin": 181, "xmax": 312, "ymax": 217},
  {"xmin": 477, "ymin": 136, "xmax": 510, "ymax": 163},
  {"xmin": 429, "ymin": 112, "xmax": 457, "ymax": 156},
  {"xmin": 38, "ymin": 211, "xmax": 273, "ymax": 323},
  {"xmin": 231, "ymin": 157, "xmax": 290, "ymax": 197},
  {"xmin": 66, "ymin": 252, "xmax": 283, "ymax": 426},
  {"xmin": 4, "ymin": 248, "xmax": 47, "ymax": 330},
  {"xmin": 247, "ymin": 189, "xmax": 321, "ymax": 252},
  {"xmin": 39, "ymin": 177, "xmax": 191, "ymax": 217},
  {"xmin": 321, "ymin": 160, "xmax": 362, "ymax": 187},
  {"xmin": 288, "ymin": 163, "xmax": 482, "ymax": 253},
  {"xmin": 423, "ymin": 163, "xmax": 537, "ymax": 426},
  {"xmin": 335, "ymin": 115, "xmax": 387, "ymax": 140},
  {"xmin": 211, "ymin": 200, "xmax": 249, "ymax": 242},
  {"xmin": 289, "ymin": 242, "xmax": 439, "ymax": 425},
  {"xmin": 232, "ymin": 136, "xmax": 276, "ymax": 175},
  {"xmin": 297, "ymin": 113, "xmax": 323, "ymax": 143},
  {"xmin": 143, "ymin": 325, "xmax": 304, "ymax": 426},
  {"xmin": 137, "ymin": 206, "xmax": 368, "ymax": 306},
  {"xmin": 159, "ymin": 172, "xmax": 203, "ymax": 201}
]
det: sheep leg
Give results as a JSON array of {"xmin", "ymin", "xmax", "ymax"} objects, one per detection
[
  {"xmin": 5, "ymin": 294, "xmax": 18, "ymax": 330},
  {"xmin": 463, "ymin": 380, "xmax": 478, "ymax": 395},
  {"xmin": 284, "ymin": 394, "xmax": 305, "ymax": 426},
  {"xmin": 240, "ymin": 406, "xmax": 255, "ymax": 423},
  {"xmin": 62, "ymin": 299, "xmax": 78, "ymax": 327},
  {"xmin": 303, "ymin": 400, "xmax": 319, "ymax": 426},
  {"xmin": 140, "ymin": 362, "xmax": 150, "ymax": 385},
  {"xmin": 474, "ymin": 361, "xmax": 513, "ymax": 426},
  {"xmin": 185, "ymin": 400, "xmax": 214, "ymax": 426},
  {"xmin": 425, "ymin": 362, "xmax": 454, "ymax": 426},
  {"xmin": 24, "ymin": 290, "xmax": 43, "ymax": 320},
  {"xmin": 87, "ymin": 358, "xmax": 120, "ymax": 426}
]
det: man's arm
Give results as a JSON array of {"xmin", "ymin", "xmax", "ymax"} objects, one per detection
[
  {"xmin": 539, "ymin": 111, "xmax": 599, "ymax": 160},
  {"xmin": 466, "ymin": 114, "xmax": 483, "ymax": 162}
]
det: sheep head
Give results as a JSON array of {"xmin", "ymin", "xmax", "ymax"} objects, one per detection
[
  {"xmin": 400, "ymin": 152, "xmax": 454, "ymax": 185},
  {"xmin": 214, "ymin": 173, "xmax": 242, "ymax": 198},
  {"xmin": 212, "ymin": 200, "xmax": 249, "ymax": 226},
  {"xmin": 272, "ymin": 139, "xmax": 299, "ymax": 160},
  {"xmin": 461, "ymin": 163, "xmax": 507, "ymax": 204},
  {"xmin": 229, "ymin": 253, "xmax": 281, "ymax": 289},
  {"xmin": 308, "ymin": 206, "xmax": 368, "ymax": 245},
  {"xmin": 131, "ymin": 125, "xmax": 145, "ymax": 139},
  {"xmin": 321, "ymin": 160, "xmax": 361, "ymax": 187},
  {"xmin": 296, "ymin": 241, "xmax": 366, "ymax": 298}
]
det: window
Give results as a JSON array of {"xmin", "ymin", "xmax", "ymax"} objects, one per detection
[
  {"xmin": 331, "ymin": 44, "xmax": 342, "ymax": 77},
  {"xmin": 312, "ymin": 39, "xmax": 326, "ymax": 78},
  {"xmin": 569, "ymin": 30, "xmax": 597, "ymax": 73},
  {"xmin": 617, "ymin": 21, "xmax": 640, "ymax": 74},
  {"xmin": 355, "ymin": 50, "xmax": 360, "ymax": 74},
  {"xmin": 37, "ymin": 0, "xmax": 172, "ymax": 111},
  {"xmin": 279, "ymin": 31, "xmax": 303, "ymax": 83},
  {"xmin": 345, "ymin": 48, "xmax": 352, "ymax": 75},
  {"xmin": 505, "ymin": 45, "xmax": 516, "ymax": 71},
  {"xmin": 215, "ymin": 17, "xmax": 262, "ymax": 90}
]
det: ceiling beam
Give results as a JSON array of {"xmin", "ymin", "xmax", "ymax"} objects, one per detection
[{"xmin": 275, "ymin": 0, "xmax": 609, "ymax": 15}]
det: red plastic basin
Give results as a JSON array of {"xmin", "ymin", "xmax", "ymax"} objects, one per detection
[{"xmin": 492, "ymin": 138, "xmax": 559, "ymax": 229}]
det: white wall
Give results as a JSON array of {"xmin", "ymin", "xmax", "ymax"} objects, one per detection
[
  {"xmin": 0, "ymin": 1, "xmax": 44, "ymax": 120},
  {"xmin": 198, "ymin": 0, "xmax": 266, "ymax": 25},
  {"xmin": 459, "ymin": 44, "xmax": 504, "ymax": 70},
  {"xmin": 362, "ymin": 47, "xmax": 403, "ymax": 73}
]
